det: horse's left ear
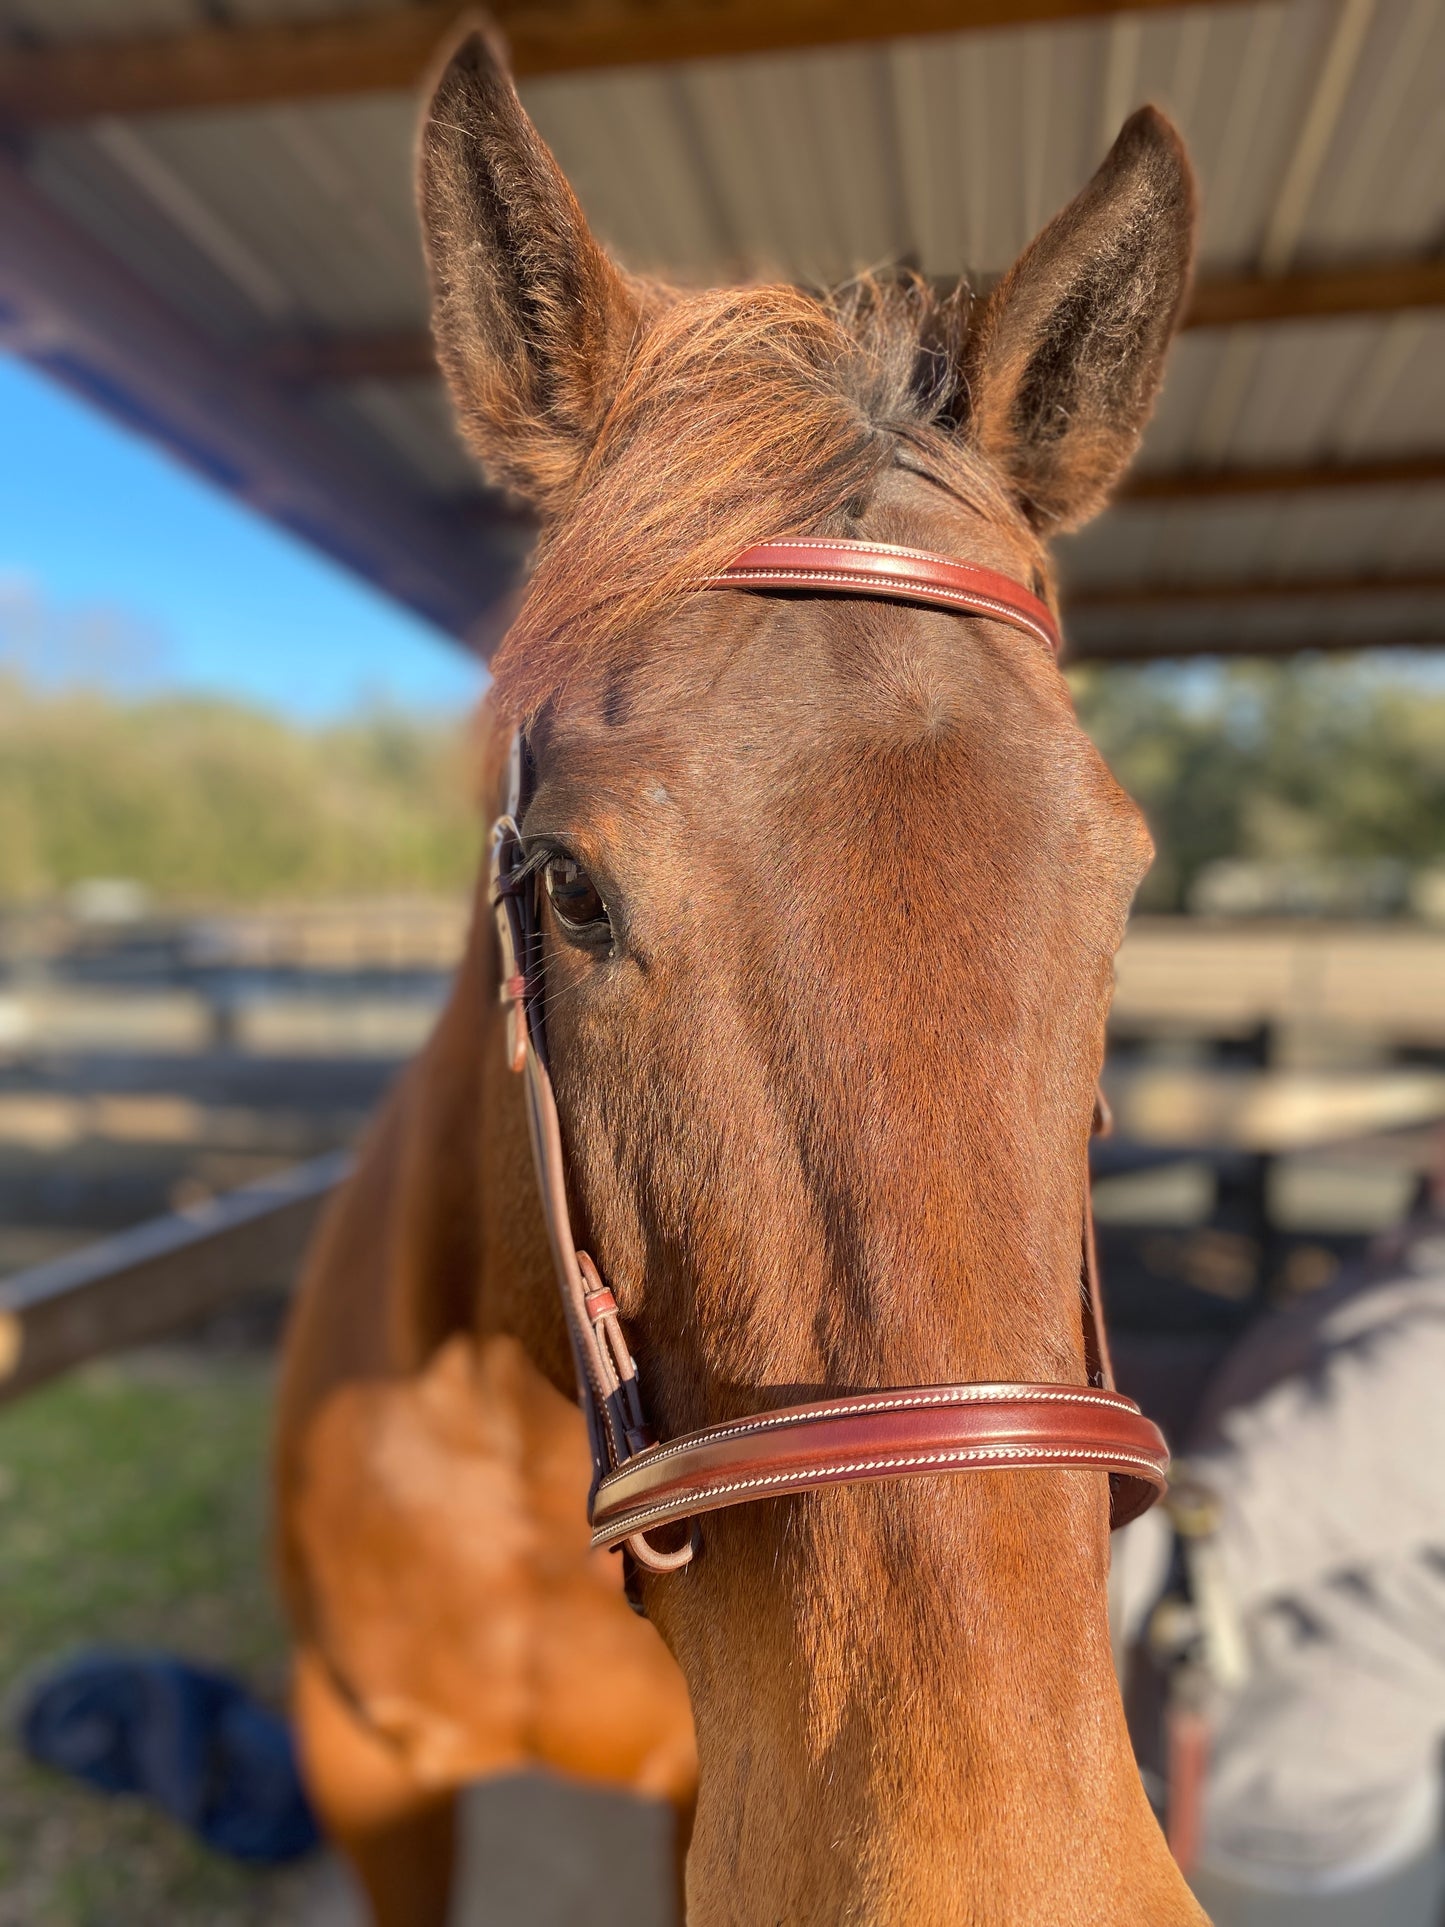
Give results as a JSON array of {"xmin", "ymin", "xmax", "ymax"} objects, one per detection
[
  {"xmin": 963, "ymin": 107, "xmax": 1195, "ymax": 532},
  {"xmin": 417, "ymin": 24, "xmax": 652, "ymax": 518}
]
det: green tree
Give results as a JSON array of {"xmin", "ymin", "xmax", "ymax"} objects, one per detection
[
  {"xmin": 0, "ymin": 676, "xmax": 481, "ymax": 903},
  {"xmin": 1070, "ymin": 657, "xmax": 1445, "ymax": 911}
]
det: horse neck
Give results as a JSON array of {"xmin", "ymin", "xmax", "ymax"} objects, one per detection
[
  {"xmin": 647, "ymin": 1110, "xmax": 1201, "ymax": 1923},
  {"xmin": 671, "ymin": 1468, "xmax": 1198, "ymax": 1925}
]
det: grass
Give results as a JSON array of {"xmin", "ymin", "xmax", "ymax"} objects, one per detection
[{"xmin": 0, "ymin": 1354, "xmax": 332, "ymax": 1926}]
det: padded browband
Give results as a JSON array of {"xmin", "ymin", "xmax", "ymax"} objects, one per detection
[
  {"xmin": 590, "ymin": 1384, "xmax": 1167, "ymax": 1552},
  {"xmin": 708, "ymin": 538, "xmax": 1062, "ymax": 658}
]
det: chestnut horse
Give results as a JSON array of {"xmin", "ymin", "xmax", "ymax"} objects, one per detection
[{"xmin": 276, "ymin": 28, "xmax": 1206, "ymax": 1925}]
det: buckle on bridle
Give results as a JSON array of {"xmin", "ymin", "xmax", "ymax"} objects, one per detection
[{"xmin": 578, "ymin": 1252, "xmax": 654, "ymax": 1459}]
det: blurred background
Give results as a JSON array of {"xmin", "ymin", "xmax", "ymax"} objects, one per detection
[{"xmin": 0, "ymin": 0, "xmax": 1442, "ymax": 1922}]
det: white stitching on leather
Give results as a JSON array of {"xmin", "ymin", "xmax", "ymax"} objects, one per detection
[
  {"xmin": 591, "ymin": 1445, "xmax": 1166, "ymax": 1546},
  {"xmin": 603, "ymin": 1385, "xmax": 1139, "ymax": 1476},
  {"xmin": 745, "ymin": 538, "xmax": 1035, "ymax": 576},
  {"xmin": 716, "ymin": 568, "xmax": 1057, "ymax": 651}
]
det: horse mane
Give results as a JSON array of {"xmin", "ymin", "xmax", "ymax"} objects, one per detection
[{"xmin": 488, "ymin": 271, "xmax": 1023, "ymax": 721}]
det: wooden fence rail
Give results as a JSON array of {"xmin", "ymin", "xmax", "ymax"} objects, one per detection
[{"xmin": 0, "ymin": 1152, "xmax": 349, "ymax": 1405}]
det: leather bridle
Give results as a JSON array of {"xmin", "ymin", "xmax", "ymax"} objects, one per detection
[{"xmin": 489, "ymin": 537, "xmax": 1168, "ymax": 1578}]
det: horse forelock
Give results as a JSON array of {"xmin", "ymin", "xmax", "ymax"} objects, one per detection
[{"xmin": 487, "ymin": 273, "xmax": 1031, "ymax": 723}]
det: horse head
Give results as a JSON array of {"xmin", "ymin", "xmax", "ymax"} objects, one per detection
[{"xmin": 420, "ymin": 31, "xmax": 1202, "ymax": 1920}]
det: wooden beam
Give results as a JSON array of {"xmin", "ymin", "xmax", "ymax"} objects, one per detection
[
  {"xmin": 1066, "ymin": 571, "xmax": 1445, "ymax": 660},
  {"xmin": 1, "ymin": 0, "xmax": 1250, "ymax": 122},
  {"xmin": 0, "ymin": 1154, "xmax": 348, "ymax": 1403},
  {"xmin": 1067, "ymin": 572, "xmax": 1445, "ymax": 660},
  {"xmin": 1067, "ymin": 573, "xmax": 1445, "ymax": 611},
  {"xmin": 1183, "ymin": 258, "xmax": 1445, "ymax": 328},
  {"xmin": 1069, "ymin": 632, "xmax": 1445, "ymax": 663},
  {"xmin": 1120, "ymin": 453, "xmax": 1445, "ymax": 502},
  {"xmin": 0, "ymin": 150, "xmax": 526, "ymax": 645},
  {"xmin": 256, "ymin": 254, "xmax": 1445, "ymax": 392},
  {"xmin": 262, "ymin": 330, "xmax": 439, "ymax": 386}
]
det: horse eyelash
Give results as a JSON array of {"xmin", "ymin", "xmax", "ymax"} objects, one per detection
[
  {"xmin": 514, "ymin": 839, "xmax": 617, "ymax": 952},
  {"xmin": 511, "ymin": 839, "xmax": 564, "ymax": 887}
]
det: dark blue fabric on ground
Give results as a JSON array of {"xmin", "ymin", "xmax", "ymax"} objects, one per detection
[{"xmin": 17, "ymin": 1649, "xmax": 319, "ymax": 1862}]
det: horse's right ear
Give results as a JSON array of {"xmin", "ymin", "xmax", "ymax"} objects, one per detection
[
  {"xmin": 962, "ymin": 107, "xmax": 1195, "ymax": 532},
  {"xmin": 418, "ymin": 25, "xmax": 647, "ymax": 518}
]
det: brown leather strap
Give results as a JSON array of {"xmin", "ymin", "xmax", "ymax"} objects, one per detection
[
  {"xmin": 707, "ymin": 539, "xmax": 1061, "ymax": 658},
  {"xmin": 493, "ymin": 819, "xmax": 650, "ymax": 1465},
  {"xmin": 1082, "ymin": 1087, "xmax": 1114, "ymax": 1391},
  {"xmin": 590, "ymin": 1384, "xmax": 1168, "ymax": 1552}
]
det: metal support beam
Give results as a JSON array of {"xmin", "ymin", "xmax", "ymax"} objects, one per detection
[
  {"xmin": 1066, "ymin": 571, "xmax": 1445, "ymax": 660},
  {"xmin": 262, "ymin": 330, "xmax": 440, "ymax": 386},
  {"xmin": 0, "ymin": 150, "xmax": 526, "ymax": 646},
  {"xmin": 1, "ymin": 0, "xmax": 1251, "ymax": 122},
  {"xmin": 0, "ymin": 1154, "xmax": 349, "ymax": 1403}
]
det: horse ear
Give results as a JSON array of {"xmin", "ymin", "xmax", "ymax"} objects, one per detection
[
  {"xmin": 963, "ymin": 107, "xmax": 1195, "ymax": 532},
  {"xmin": 418, "ymin": 26, "xmax": 648, "ymax": 517}
]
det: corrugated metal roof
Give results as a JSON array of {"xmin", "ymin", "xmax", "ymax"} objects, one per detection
[
  {"xmin": 4, "ymin": 0, "xmax": 1442, "ymax": 657},
  {"xmin": 1062, "ymin": 481, "xmax": 1445, "ymax": 585},
  {"xmin": 516, "ymin": 0, "xmax": 1445, "ymax": 277},
  {"xmin": 32, "ymin": 97, "xmax": 425, "ymax": 337}
]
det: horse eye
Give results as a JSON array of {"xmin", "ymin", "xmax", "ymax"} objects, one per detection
[{"xmin": 543, "ymin": 852, "xmax": 610, "ymax": 941}]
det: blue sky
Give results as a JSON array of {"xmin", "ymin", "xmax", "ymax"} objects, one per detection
[{"xmin": 0, "ymin": 355, "xmax": 486, "ymax": 720}]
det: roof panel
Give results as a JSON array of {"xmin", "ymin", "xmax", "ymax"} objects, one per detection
[
  {"xmin": 28, "ymin": 125, "xmax": 264, "ymax": 339},
  {"xmin": 525, "ymin": 69, "xmax": 722, "ymax": 278},
  {"xmin": 1127, "ymin": 312, "xmax": 1445, "ymax": 474},
  {"xmin": 15, "ymin": 1, "xmax": 1445, "ymax": 280},
  {"xmin": 129, "ymin": 101, "xmax": 422, "ymax": 332},
  {"xmin": 31, "ymin": 96, "xmax": 428, "ymax": 337},
  {"xmin": 1338, "ymin": 316, "xmax": 1445, "ymax": 454},
  {"xmin": 683, "ymin": 47, "xmax": 904, "ymax": 282},
  {"xmin": 25, "ymin": 3, "xmax": 1444, "ymax": 300},
  {"xmin": 319, "ymin": 378, "xmax": 478, "ymax": 495},
  {"xmin": 1295, "ymin": 0, "xmax": 1445, "ymax": 260}
]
